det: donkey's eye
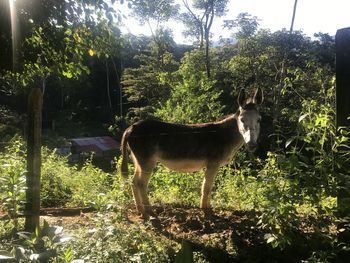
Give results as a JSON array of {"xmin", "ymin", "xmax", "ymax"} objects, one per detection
[
  {"xmin": 240, "ymin": 118, "xmax": 245, "ymax": 123},
  {"xmin": 257, "ymin": 118, "xmax": 261, "ymax": 123}
]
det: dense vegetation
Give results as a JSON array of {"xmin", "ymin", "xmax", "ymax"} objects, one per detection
[{"xmin": 1, "ymin": 0, "xmax": 349, "ymax": 262}]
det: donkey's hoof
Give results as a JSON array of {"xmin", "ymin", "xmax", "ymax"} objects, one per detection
[
  {"xmin": 149, "ymin": 216, "xmax": 162, "ymax": 230},
  {"xmin": 140, "ymin": 210, "xmax": 155, "ymax": 221},
  {"xmin": 202, "ymin": 208, "xmax": 214, "ymax": 219},
  {"xmin": 140, "ymin": 212, "xmax": 150, "ymax": 221}
]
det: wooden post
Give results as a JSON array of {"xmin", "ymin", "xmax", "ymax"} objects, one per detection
[
  {"xmin": 25, "ymin": 88, "xmax": 43, "ymax": 232},
  {"xmin": 336, "ymin": 28, "xmax": 350, "ymax": 247},
  {"xmin": 336, "ymin": 27, "xmax": 350, "ymax": 128}
]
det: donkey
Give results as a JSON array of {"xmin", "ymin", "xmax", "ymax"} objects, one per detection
[{"xmin": 120, "ymin": 88, "xmax": 263, "ymax": 216}]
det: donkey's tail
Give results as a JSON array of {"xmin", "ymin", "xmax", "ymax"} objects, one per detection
[{"xmin": 120, "ymin": 128, "xmax": 131, "ymax": 179}]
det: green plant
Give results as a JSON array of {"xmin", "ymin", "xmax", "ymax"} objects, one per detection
[
  {"xmin": 41, "ymin": 148, "xmax": 73, "ymax": 207},
  {"xmin": 256, "ymin": 86, "xmax": 344, "ymax": 249},
  {"xmin": 68, "ymin": 157, "xmax": 112, "ymax": 208},
  {"xmin": 155, "ymin": 49, "xmax": 223, "ymax": 124},
  {"xmin": 0, "ymin": 221, "xmax": 76, "ymax": 262},
  {"xmin": 149, "ymin": 165, "xmax": 204, "ymax": 206},
  {"xmin": 0, "ymin": 139, "xmax": 26, "ymax": 231},
  {"xmin": 41, "ymin": 150, "xmax": 113, "ymax": 209},
  {"xmin": 66, "ymin": 213, "xmax": 179, "ymax": 262}
]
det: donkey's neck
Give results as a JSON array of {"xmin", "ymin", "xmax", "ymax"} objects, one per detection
[
  {"xmin": 216, "ymin": 113, "xmax": 240, "ymax": 130},
  {"xmin": 216, "ymin": 113, "xmax": 244, "ymax": 147},
  {"xmin": 216, "ymin": 113, "xmax": 237, "ymax": 125}
]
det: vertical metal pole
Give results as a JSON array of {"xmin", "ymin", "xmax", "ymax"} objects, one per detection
[{"xmin": 25, "ymin": 88, "xmax": 43, "ymax": 232}]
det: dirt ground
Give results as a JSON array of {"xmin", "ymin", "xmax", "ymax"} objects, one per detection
[{"xmin": 40, "ymin": 204, "xmax": 338, "ymax": 263}]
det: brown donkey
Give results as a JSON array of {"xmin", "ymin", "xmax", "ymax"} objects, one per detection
[{"xmin": 120, "ymin": 88, "xmax": 263, "ymax": 216}]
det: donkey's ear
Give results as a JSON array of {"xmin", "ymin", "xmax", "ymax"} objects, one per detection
[
  {"xmin": 237, "ymin": 88, "xmax": 246, "ymax": 107},
  {"xmin": 253, "ymin": 87, "xmax": 264, "ymax": 105}
]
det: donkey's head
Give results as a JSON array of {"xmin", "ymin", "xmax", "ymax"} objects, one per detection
[{"xmin": 237, "ymin": 88, "xmax": 264, "ymax": 152}]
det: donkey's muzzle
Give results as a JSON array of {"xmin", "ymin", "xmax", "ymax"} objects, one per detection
[{"xmin": 247, "ymin": 142, "xmax": 257, "ymax": 152}]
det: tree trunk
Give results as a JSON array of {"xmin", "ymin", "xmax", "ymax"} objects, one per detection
[
  {"xmin": 204, "ymin": 3, "xmax": 214, "ymax": 78},
  {"xmin": 205, "ymin": 30, "xmax": 210, "ymax": 78},
  {"xmin": 111, "ymin": 58, "xmax": 123, "ymax": 116},
  {"xmin": 105, "ymin": 58, "xmax": 112, "ymax": 110},
  {"xmin": 290, "ymin": 0, "xmax": 298, "ymax": 33},
  {"xmin": 199, "ymin": 23, "xmax": 204, "ymax": 49}
]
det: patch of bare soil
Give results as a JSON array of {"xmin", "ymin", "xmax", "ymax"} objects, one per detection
[
  {"xmin": 126, "ymin": 204, "xmax": 335, "ymax": 263},
  {"xmin": 41, "ymin": 210, "xmax": 96, "ymax": 231},
  {"xmin": 40, "ymin": 205, "xmax": 337, "ymax": 263}
]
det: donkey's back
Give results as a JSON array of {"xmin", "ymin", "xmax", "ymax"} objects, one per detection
[{"xmin": 125, "ymin": 118, "xmax": 240, "ymax": 162}]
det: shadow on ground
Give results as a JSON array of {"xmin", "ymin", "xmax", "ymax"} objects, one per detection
[{"xmin": 127, "ymin": 204, "xmax": 340, "ymax": 263}]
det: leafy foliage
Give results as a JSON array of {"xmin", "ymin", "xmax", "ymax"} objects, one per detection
[
  {"xmin": 155, "ymin": 49, "xmax": 223, "ymax": 123},
  {"xmin": 0, "ymin": 139, "xmax": 26, "ymax": 231},
  {"xmin": 180, "ymin": 0, "xmax": 229, "ymax": 46},
  {"xmin": 130, "ymin": 0, "xmax": 179, "ymax": 25},
  {"xmin": 66, "ymin": 213, "xmax": 178, "ymax": 262},
  {"xmin": 224, "ymin": 12, "xmax": 260, "ymax": 39},
  {"xmin": 0, "ymin": 221, "xmax": 74, "ymax": 262},
  {"xmin": 122, "ymin": 29, "xmax": 178, "ymax": 122},
  {"xmin": 1, "ymin": 0, "xmax": 349, "ymax": 261},
  {"xmin": 0, "ymin": 141, "xmax": 114, "ymax": 219}
]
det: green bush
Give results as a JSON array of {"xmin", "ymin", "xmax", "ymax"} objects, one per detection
[
  {"xmin": 155, "ymin": 50, "xmax": 223, "ymax": 124},
  {"xmin": 0, "ymin": 139, "xmax": 26, "ymax": 231},
  {"xmin": 41, "ymin": 150, "xmax": 114, "ymax": 209},
  {"xmin": 150, "ymin": 165, "xmax": 204, "ymax": 206},
  {"xmin": 0, "ymin": 124, "xmax": 20, "ymax": 148},
  {"xmin": 41, "ymin": 148, "xmax": 73, "ymax": 207},
  {"xmin": 0, "ymin": 220, "xmax": 76, "ymax": 262},
  {"xmin": 65, "ymin": 213, "xmax": 178, "ymax": 262},
  {"xmin": 67, "ymin": 157, "xmax": 113, "ymax": 208},
  {"xmin": 213, "ymin": 86, "xmax": 342, "ymax": 249},
  {"xmin": 0, "ymin": 141, "xmax": 117, "ymax": 212}
]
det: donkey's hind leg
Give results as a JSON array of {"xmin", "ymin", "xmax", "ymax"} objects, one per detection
[
  {"xmin": 138, "ymin": 160, "xmax": 156, "ymax": 216},
  {"xmin": 132, "ymin": 165, "xmax": 144, "ymax": 215}
]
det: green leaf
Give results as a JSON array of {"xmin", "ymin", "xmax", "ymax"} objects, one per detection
[
  {"xmin": 64, "ymin": 29, "xmax": 72, "ymax": 36},
  {"xmin": 62, "ymin": 71, "xmax": 73, "ymax": 79}
]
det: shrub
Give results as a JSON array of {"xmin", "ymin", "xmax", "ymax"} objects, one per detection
[
  {"xmin": 0, "ymin": 139, "xmax": 26, "ymax": 231},
  {"xmin": 41, "ymin": 148, "xmax": 73, "ymax": 207},
  {"xmin": 62, "ymin": 213, "xmax": 178, "ymax": 262},
  {"xmin": 150, "ymin": 165, "xmax": 204, "ymax": 206}
]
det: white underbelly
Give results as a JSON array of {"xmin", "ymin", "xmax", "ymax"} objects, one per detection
[{"xmin": 159, "ymin": 158, "xmax": 206, "ymax": 172}]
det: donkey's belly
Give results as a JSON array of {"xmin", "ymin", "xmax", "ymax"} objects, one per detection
[{"xmin": 158, "ymin": 158, "xmax": 206, "ymax": 172}]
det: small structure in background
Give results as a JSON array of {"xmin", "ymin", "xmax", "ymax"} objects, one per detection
[
  {"xmin": 57, "ymin": 136, "xmax": 120, "ymax": 171},
  {"xmin": 70, "ymin": 136, "xmax": 120, "ymax": 160}
]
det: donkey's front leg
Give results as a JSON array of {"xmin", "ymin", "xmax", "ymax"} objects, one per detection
[{"xmin": 200, "ymin": 164, "xmax": 219, "ymax": 210}]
